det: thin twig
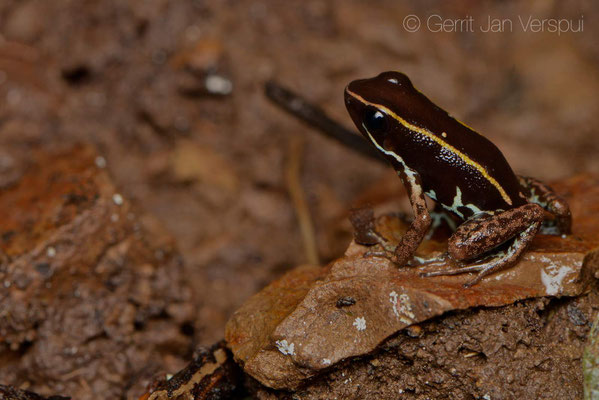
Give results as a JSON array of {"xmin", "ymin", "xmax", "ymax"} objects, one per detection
[
  {"xmin": 265, "ymin": 80, "xmax": 386, "ymax": 164},
  {"xmin": 285, "ymin": 135, "xmax": 320, "ymax": 266}
]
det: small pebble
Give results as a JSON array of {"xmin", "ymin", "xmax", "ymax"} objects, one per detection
[
  {"xmin": 95, "ymin": 156, "xmax": 107, "ymax": 168},
  {"xmin": 336, "ymin": 296, "xmax": 356, "ymax": 308},
  {"xmin": 205, "ymin": 74, "xmax": 233, "ymax": 95},
  {"xmin": 35, "ymin": 262, "xmax": 52, "ymax": 278},
  {"xmin": 406, "ymin": 325, "xmax": 423, "ymax": 338},
  {"xmin": 46, "ymin": 246, "xmax": 56, "ymax": 258},
  {"xmin": 112, "ymin": 193, "xmax": 123, "ymax": 205}
]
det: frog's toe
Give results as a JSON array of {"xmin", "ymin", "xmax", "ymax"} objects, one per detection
[
  {"xmin": 409, "ymin": 252, "xmax": 450, "ymax": 267},
  {"xmin": 420, "ymin": 256, "xmax": 508, "ymax": 287},
  {"xmin": 419, "ymin": 263, "xmax": 481, "ymax": 278},
  {"xmin": 463, "ymin": 266, "xmax": 496, "ymax": 287},
  {"xmin": 363, "ymin": 249, "xmax": 399, "ymax": 264}
]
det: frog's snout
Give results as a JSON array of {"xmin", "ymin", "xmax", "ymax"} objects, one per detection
[
  {"xmin": 343, "ymin": 86, "xmax": 355, "ymax": 107},
  {"xmin": 344, "ymin": 87, "xmax": 365, "ymax": 133}
]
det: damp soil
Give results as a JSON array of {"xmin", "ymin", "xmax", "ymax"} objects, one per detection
[
  {"xmin": 0, "ymin": 1, "xmax": 598, "ymax": 399},
  {"xmin": 251, "ymin": 292, "xmax": 597, "ymax": 400}
]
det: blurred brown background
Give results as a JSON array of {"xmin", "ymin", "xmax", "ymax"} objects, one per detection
[{"xmin": 0, "ymin": 0, "xmax": 597, "ymax": 397}]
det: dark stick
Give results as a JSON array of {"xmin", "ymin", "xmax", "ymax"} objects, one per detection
[{"xmin": 264, "ymin": 80, "xmax": 386, "ymax": 164}]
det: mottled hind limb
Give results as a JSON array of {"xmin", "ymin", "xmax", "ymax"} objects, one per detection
[
  {"xmin": 518, "ymin": 175, "xmax": 571, "ymax": 234},
  {"xmin": 421, "ymin": 204, "xmax": 545, "ymax": 286}
]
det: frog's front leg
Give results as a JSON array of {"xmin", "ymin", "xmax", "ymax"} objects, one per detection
[
  {"xmin": 518, "ymin": 175, "xmax": 571, "ymax": 234},
  {"xmin": 422, "ymin": 203, "xmax": 545, "ymax": 286},
  {"xmin": 370, "ymin": 168, "xmax": 432, "ymax": 266}
]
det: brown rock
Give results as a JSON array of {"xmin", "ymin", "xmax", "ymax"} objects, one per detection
[
  {"xmin": 225, "ymin": 174, "xmax": 599, "ymax": 390},
  {"xmin": 0, "ymin": 146, "xmax": 195, "ymax": 400},
  {"xmin": 0, "ymin": 384, "xmax": 70, "ymax": 400},
  {"xmin": 252, "ymin": 291, "xmax": 597, "ymax": 399},
  {"xmin": 139, "ymin": 341, "xmax": 241, "ymax": 400}
]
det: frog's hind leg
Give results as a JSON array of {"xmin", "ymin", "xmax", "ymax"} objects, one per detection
[
  {"xmin": 423, "ymin": 219, "xmax": 540, "ymax": 287},
  {"xmin": 447, "ymin": 204, "xmax": 544, "ymax": 261},
  {"xmin": 421, "ymin": 203, "xmax": 545, "ymax": 286},
  {"xmin": 518, "ymin": 175, "xmax": 571, "ymax": 234}
]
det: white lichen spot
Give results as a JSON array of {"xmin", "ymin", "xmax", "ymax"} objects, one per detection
[
  {"xmin": 322, "ymin": 358, "xmax": 331, "ymax": 365},
  {"xmin": 389, "ymin": 291, "xmax": 415, "ymax": 324},
  {"xmin": 353, "ymin": 317, "xmax": 366, "ymax": 331},
  {"xmin": 400, "ymin": 294, "xmax": 415, "ymax": 318},
  {"xmin": 46, "ymin": 246, "xmax": 56, "ymax": 258},
  {"xmin": 494, "ymin": 267, "xmax": 517, "ymax": 280},
  {"xmin": 95, "ymin": 156, "xmax": 107, "ymax": 168},
  {"xmin": 483, "ymin": 394, "xmax": 491, "ymax": 400},
  {"xmin": 390, "ymin": 291, "xmax": 399, "ymax": 316},
  {"xmin": 112, "ymin": 193, "xmax": 124, "ymax": 206},
  {"xmin": 541, "ymin": 263, "xmax": 571, "ymax": 296},
  {"xmin": 275, "ymin": 339, "xmax": 295, "ymax": 356}
]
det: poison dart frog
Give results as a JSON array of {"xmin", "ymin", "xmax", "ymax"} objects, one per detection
[{"xmin": 344, "ymin": 71, "xmax": 571, "ymax": 286}]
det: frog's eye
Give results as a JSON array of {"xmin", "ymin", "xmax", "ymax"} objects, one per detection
[{"xmin": 363, "ymin": 108, "xmax": 388, "ymax": 134}]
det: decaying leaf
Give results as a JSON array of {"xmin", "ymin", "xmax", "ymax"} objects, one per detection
[{"xmin": 226, "ymin": 175, "xmax": 599, "ymax": 389}]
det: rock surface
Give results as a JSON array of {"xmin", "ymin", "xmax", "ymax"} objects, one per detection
[
  {"xmin": 139, "ymin": 341, "xmax": 241, "ymax": 400},
  {"xmin": 251, "ymin": 291, "xmax": 597, "ymax": 399},
  {"xmin": 0, "ymin": 146, "xmax": 196, "ymax": 399},
  {"xmin": 226, "ymin": 174, "xmax": 599, "ymax": 390},
  {"xmin": 0, "ymin": 384, "xmax": 70, "ymax": 400}
]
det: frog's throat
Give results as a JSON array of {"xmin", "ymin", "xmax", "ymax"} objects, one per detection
[
  {"xmin": 347, "ymin": 89, "xmax": 512, "ymax": 206},
  {"xmin": 364, "ymin": 125, "xmax": 421, "ymax": 199}
]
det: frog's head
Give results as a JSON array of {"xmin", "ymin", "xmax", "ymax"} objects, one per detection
[{"xmin": 344, "ymin": 71, "xmax": 416, "ymax": 154}]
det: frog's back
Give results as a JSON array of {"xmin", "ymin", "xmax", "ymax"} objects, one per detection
[
  {"xmin": 400, "ymin": 108, "xmax": 527, "ymax": 218},
  {"xmin": 347, "ymin": 71, "xmax": 526, "ymax": 218}
]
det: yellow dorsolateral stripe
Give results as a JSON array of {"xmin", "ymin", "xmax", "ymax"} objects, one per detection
[{"xmin": 346, "ymin": 89, "xmax": 512, "ymax": 206}]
